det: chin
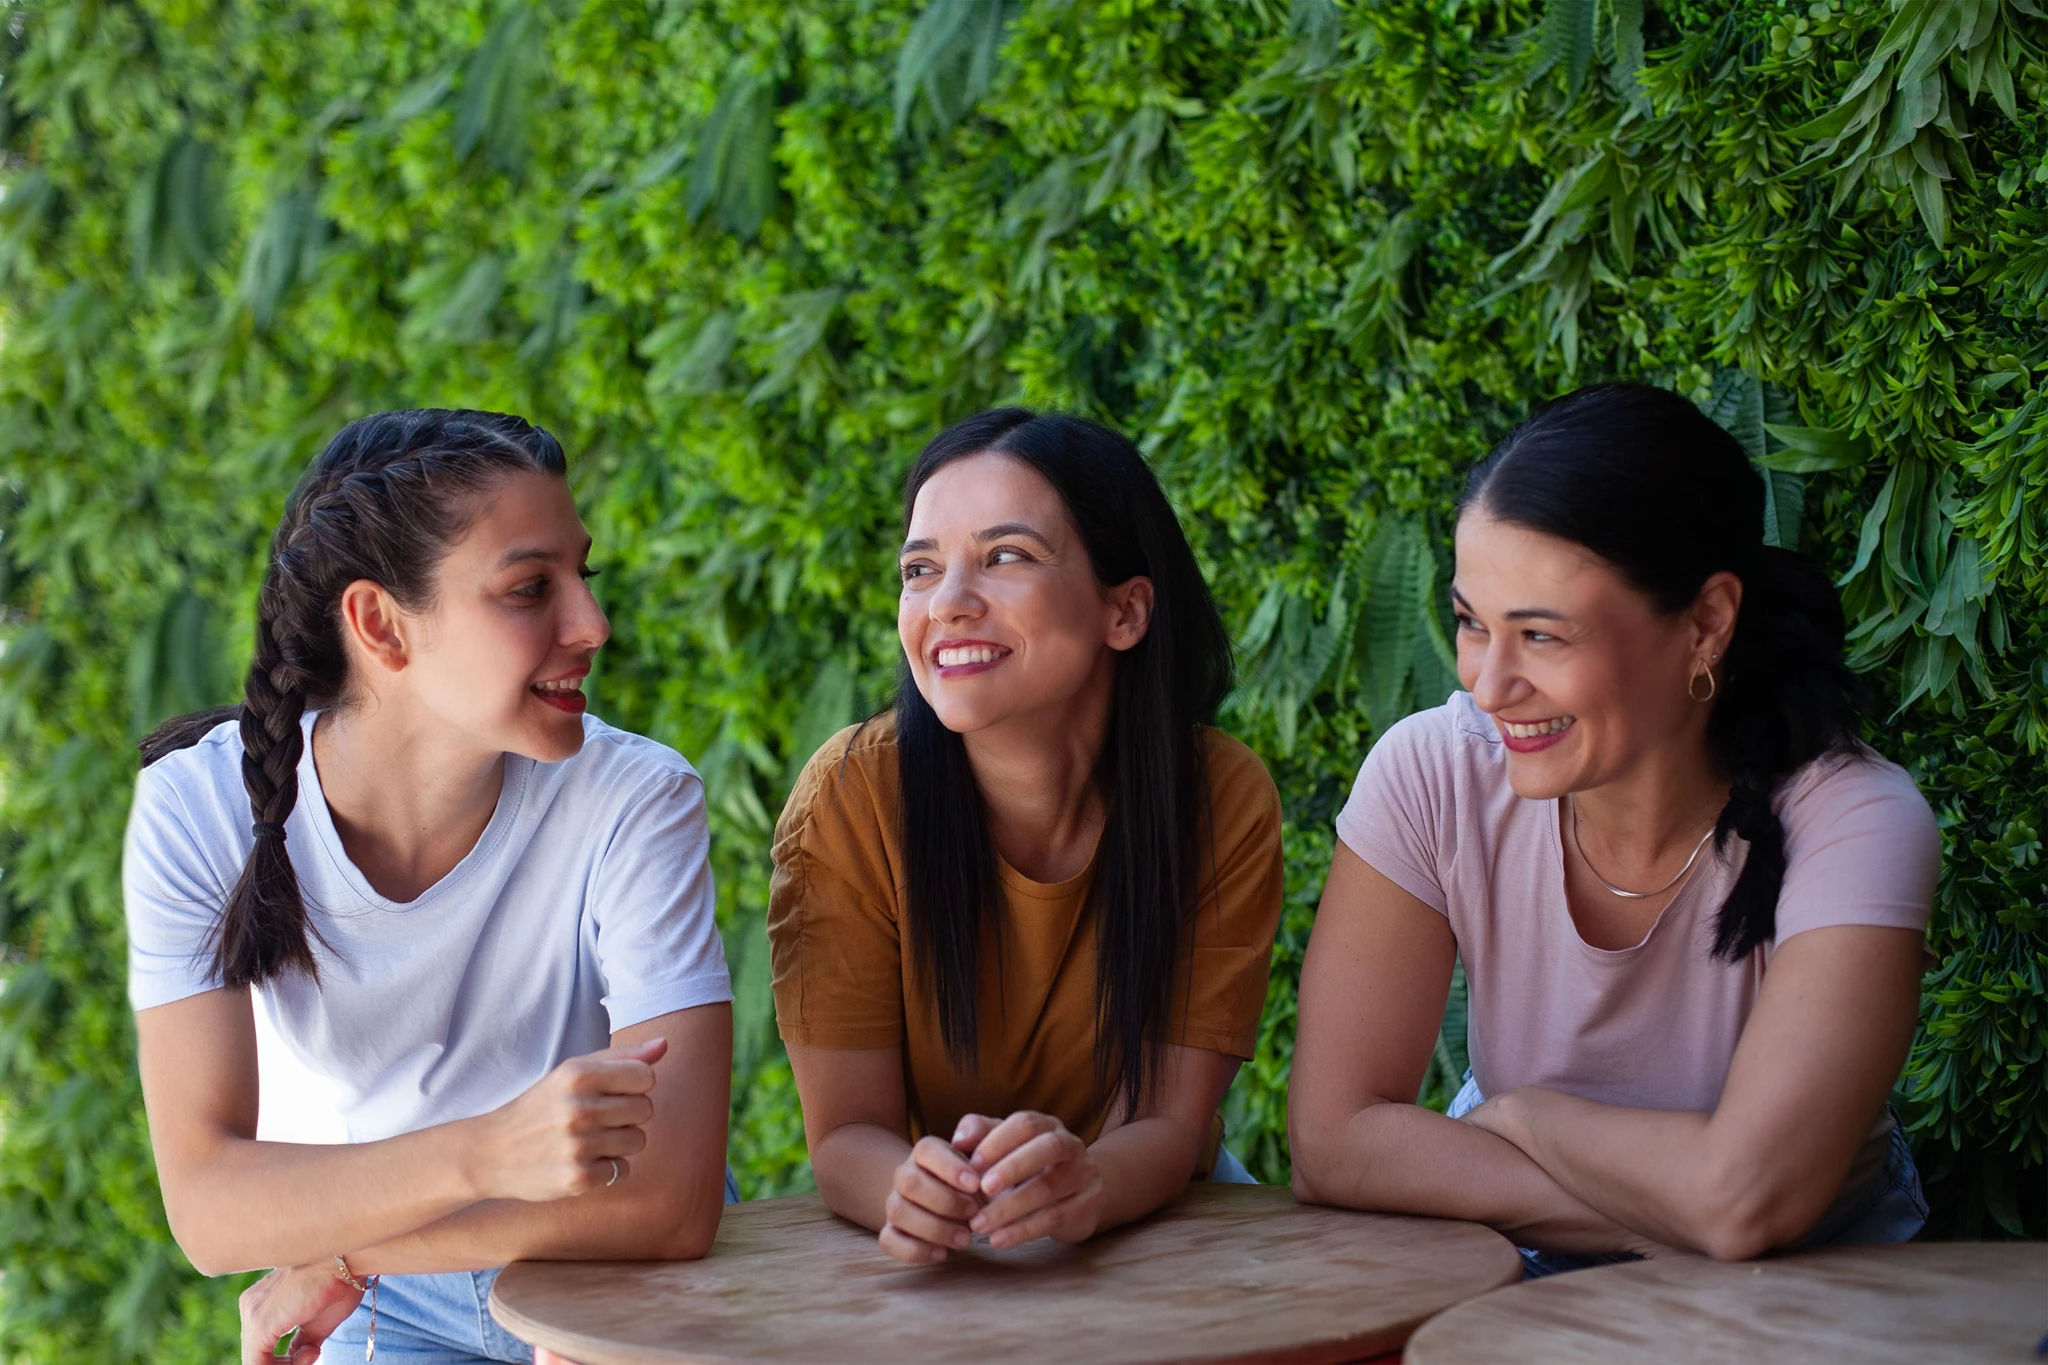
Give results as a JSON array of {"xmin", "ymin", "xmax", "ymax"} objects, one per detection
[
  {"xmin": 1502, "ymin": 753, "xmax": 1578, "ymax": 802},
  {"xmin": 509, "ymin": 713, "xmax": 588, "ymax": 764}
]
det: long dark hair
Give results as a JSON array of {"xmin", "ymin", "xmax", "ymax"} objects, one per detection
[
  {"xmin": 895, "ymin": 408, "xmax": 1233, "ymax": 1114},
  {"xmin": 1460, "ymin": 382, "xmax": 1862, "ymax": 961},
  {"xmin": 139, "ymin": 409, "xmax": 568, "ymax": 989}
]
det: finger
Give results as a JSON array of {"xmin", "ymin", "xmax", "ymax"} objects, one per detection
[
  {"xmin": 893, "ymin": 1162, "xmax": 982, "ymax": 1222},
  {"xmin": 987, "ymin": 1184, "xmax": 1099, "ymax": 1250},
  {"xmin": 592, "ymin": 1037, "xmax": 668, "ymax": 1064},
  {"xmin": 884, "ymin": 1188, "xmax": 974, "ymax": 1251},
  {"xmin": 578, "ymin": 1125, "xmax": 649, "ymax": 1162},
  {"xmin": 573, "ymin": 1091, "xmax": 656, "ymax": 1132},
  {"xmin": 571, "ymin": 1154, "xmax": 631, "ymax": 1193},
  {"xmin": 879, "ymin": 1221, "xmax": 951, "ymax": 1265},
  {"xmin": 972, "ymin": 1166, "xmax": 1072, "ymax": 1235},
  {"xmin": 950, "ymin": 1113, "xmax": 1000, "ymax": 1155},
  {"xmin": 910, "ymin": 1135, "xmax": 982, "ymax": 1196},
  {"xmin": 981, "ymin": 1129, "xmax": 1081, "ymax": 1197},
  {"xmin": 565, "ymin": 1088, "xmax": 651, "ymax": 1129},
  {"xmin": 566, "ymin": 1057, "xmax": 660, "ymax": 1097},
  {"xmin": 966, "ymin": 1111, "xmax": 1056, "ymax": 1172}
]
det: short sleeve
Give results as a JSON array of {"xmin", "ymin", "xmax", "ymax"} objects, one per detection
[
  {"xmin": 767, "ymin": 731, "xmax": 907, "ymax": 1050},
  {"xmin": 1773, "ymin": 755, "xmax": 1939, "ymax": 945},
  {"xmin": 1332, "ymin": 707, "xmax": 1452, "ymax": 915},
  {"xmin": 1173, "ymin": 736, "xmax": 1285, "ymax": 1058},
  {"xmin": 589, "ymin": 771, "xmax": 733, "ymax": 1031},
  {"xmin": 124, "ymin": 764, "xmax": 236, "ymax": 1011}
]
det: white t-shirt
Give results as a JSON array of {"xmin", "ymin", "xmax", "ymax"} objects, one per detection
[{"xmin": 124, "ymin": 712, "xmax": 732, "ymax": 1143}]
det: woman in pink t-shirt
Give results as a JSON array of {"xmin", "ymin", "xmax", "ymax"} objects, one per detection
[{"xmin": 1289, "ymin": 383, "xmax": 1936, "ymax": 1272}]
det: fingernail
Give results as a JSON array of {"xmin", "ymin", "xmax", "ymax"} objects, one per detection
[
  {"xmin": 952, "ymin": 1230, "xmax": 970, "ymax": 1248},
  {"xmin": 930, "ymin": 1247, "xmax": 946, "ymax": 1263},
  {"xmin": 970, "ymin": 1214, "xmax": 987, "ymax": 1234},
  {"xmin": 958, "ymin": 1172, "xmax": 977, "ymax": 1189},
  {"xmin": 984, "ymin": 1178, "xmax": 1004, "ymax": 1195}
]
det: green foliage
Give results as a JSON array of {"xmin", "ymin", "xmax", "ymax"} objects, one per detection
[{"xmin": 1, "ymin": 0, "xmax": 2044, "ymax": 1356}]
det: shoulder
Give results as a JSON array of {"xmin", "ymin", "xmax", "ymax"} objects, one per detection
[
  {"xmin": 775, "ymin": 714, "xmax": 899, "ymax": 849},
  {"xmin": 1777, "ymin": 746, "xmax": 1937, "ymax": 853},
  {"xmin": 132, "ymin": 714, "xmax": 248, "ymax": 835},
  {"xmin": 567, "ymin": 715, "xmax": 701, "ymax": 787},
  {"xmin": 1200, "ymin": 728, "xmax": 1278, "ymax": 805},
  {"xmin": 1360, "ymin": 692, "xmax": 1501, "ymax": 797}
]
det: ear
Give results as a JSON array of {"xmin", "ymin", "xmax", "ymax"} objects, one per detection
[
  {"xmin": 337, "ymin": 579, "xmax": 412, "ymax": 676},
  {"xmin": 1691, "ymin": 570, "xmax": 1743, "ymax": 662},
  {"xmin": 1103, "ymin": 576, "xmax": 1155, "ymax": 653}
]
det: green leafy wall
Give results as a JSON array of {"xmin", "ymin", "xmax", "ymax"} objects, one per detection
[{"xmin": 1, "ymin": 0, "xmax": 2043, "ymax": 1356}]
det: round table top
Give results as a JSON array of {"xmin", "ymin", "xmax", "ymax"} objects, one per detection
[
  {"xmin": 1405, "ymin": 1241, "xmax": 2048, "ymax": 1365},
  {"xmin": 490, "ymin": 1184, "xmax": 1520, "ymax": 1365}
]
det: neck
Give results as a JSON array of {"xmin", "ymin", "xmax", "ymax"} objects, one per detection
[
  {"xmin": 959, "ymin": 654, "xmax": 1117, "ymax": 884},
  {"xmin": 1570, "ymin": 736, "xmax": 1728, "ymax": 869},
  {"xmin": 310, "ymin": 698, "xmax": 507, "ymax": 902}
]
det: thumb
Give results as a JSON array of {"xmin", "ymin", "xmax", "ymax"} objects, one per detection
[{"xmin": 595, "ymin": 1036, "xmax": 668, "ymax": 1064}]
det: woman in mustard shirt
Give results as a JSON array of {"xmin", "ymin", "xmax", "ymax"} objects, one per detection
[{"xmin": 769, "ymin": 409, "xmax": 1283, "ymax": 1263}]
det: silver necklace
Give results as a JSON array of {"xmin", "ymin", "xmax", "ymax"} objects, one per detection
[{"xmin": 1567, "ymin": 794, "xmax": 1717, "ymax": 900}]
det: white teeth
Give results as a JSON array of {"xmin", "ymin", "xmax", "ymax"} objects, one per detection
[
  {"xmin": 533, "ymin": 679, "xmax": 582, "ymax": 694},
  {"xmin": 1503, "ymin": 716, "xmax": 1575, "ymax": 739},
  {"xmin": 936, "ymin": 646, "xmax": 1005, "ymax": 667}
]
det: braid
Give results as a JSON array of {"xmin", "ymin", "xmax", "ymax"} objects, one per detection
[
  {"xmin": 1708, "ymin": 773, "xmax": 1788, "ymax": 960},
  {"xmin": 210, "ymin": 574, "xmax": 322, "ymax": 987},
  {"xmin": 140, "ymin": 408, "xmax": 569, "ymax": 990}
]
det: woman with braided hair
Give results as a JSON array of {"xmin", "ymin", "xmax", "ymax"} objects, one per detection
[
  {"xmin": 1289, "ymin": 383, "xmax": 1937, "ymax": 1274},
  {"xmin": 123, "ymin": 410, "xmax": 734, "ymax": 1364}
]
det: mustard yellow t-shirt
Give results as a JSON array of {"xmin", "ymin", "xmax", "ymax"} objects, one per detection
[{"xmin": 767, "ymin": 713, "xmax": 1283, "ymax": 1151}]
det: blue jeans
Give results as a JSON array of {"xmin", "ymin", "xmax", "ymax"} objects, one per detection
[
  {"xmin": 324, "ymin": 1168, "xmax": 741, "ymax": 1364},
  {"xmin": 1445, "ymin": 1072, "xmax": 1926, "ymax": 1278},
  {"xmin": 1209, "ymin": 1144, "xmax": 1257, "ymax": 1184}
]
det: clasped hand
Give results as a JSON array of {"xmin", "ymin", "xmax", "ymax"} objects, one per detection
[{"xmin": 880, "ymin": 1111, "xmax": 1104, "ymax": 1263}]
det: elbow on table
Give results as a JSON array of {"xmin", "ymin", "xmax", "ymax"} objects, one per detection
[
  {"xmin": 641, "ymin": 1189, "xmax": 723, "ymax": 1262},
  {"xmin": 1684, "ymin": 1166, "xmax": 1818, "ymax": 1263},
  {"xmin": 1284, "ymin": 1116, "xmax": 1347, "ymax": 1207}
]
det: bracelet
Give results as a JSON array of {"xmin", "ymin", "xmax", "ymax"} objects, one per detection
[
  {"xmin": 334, "ymin": 1253, "xmax": 373, "ymax": 1293},
  {"xmin": 334, "ymin": 1255, "xmax": 381, "ymax": 1362}
]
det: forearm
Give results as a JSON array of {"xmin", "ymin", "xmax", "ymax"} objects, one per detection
[
  {"xmin": 1293, "ymin": 1101, "xmax": 1666, "ymax": 1256},
  {"xmin": 810, "ymin": 1121, "xmax": 915, "ymax": 1232},
  {"xmin": 1484, "ymin": 1089, "xmax": 1812, "ymax": 1259},
  {"xmin": 158, "ymin": 1122, "xmax": 484, "ymax": 1275},
  {"xmin": 1084, "ymin": 1115, "xmax": 1206, "ymax": 1234},
  {"xmin": 349, "ymin": 1157, "xmax": 726, "ymax": 1274}
]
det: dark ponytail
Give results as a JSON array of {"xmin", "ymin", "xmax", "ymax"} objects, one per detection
[
  {"xmin": 139, "ymin": 409, "xmax": 567, "ymax": 989},
  {"xmin": 1461, "ymin": 383, "xmax": 1862, "ymax": 961},
  {"xmin": 896, "ymin": 409, "xmax": 1234, "ymax": 1114}
]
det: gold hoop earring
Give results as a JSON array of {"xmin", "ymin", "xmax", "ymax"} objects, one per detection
[{"xmin": 1688, "ymin": 659, "xmax": 1718, "ymax": 702}]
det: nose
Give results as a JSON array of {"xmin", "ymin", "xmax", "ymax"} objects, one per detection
[
  {"xmin": 565, "ymin": 575, "xmax": 611, "ymax": 652},
  {"xmin": 926, "ymin": 562, "xmax": 985, "ymax": 627},
  {"xmin": 1463, "ymin": 639, "xmax": 1527, "ymax": 717}
]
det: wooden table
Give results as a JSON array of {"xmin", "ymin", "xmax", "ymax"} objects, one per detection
[
  {"xmin": 1405, "ymin": 1241, "xmax": 2048, "ymax": 1364},
  {"xmin": 490, "ymin": 1184, "xmax": 1520, "ymax": 1365}
]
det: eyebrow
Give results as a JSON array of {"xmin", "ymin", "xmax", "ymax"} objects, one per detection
[
  {"xmin": 495, "ymin": 538, "xmax": 592, "ymax": 570},
  {"xmin": 1450, "ymin": 586, "xmax": 1573, "ymax": 622},
  {"xmin": 898, "ymin": 523, "xmax": 1054, "ymax": 557}
]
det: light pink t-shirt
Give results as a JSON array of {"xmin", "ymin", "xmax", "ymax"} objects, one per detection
[{"xmin": 1335, "ymin": 692, "xmax": 1938, "ymax": 1115}]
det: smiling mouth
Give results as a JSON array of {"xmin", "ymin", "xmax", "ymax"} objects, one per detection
[
  {"xmin": 1501, "ymin": 716, "xmax": 1575, "ymax": 739},
  {"xmin": 532, "ymin": 676, "xmax": 587, "ymax": 712},
  {"xmin": 935, "ymin": 645, "xmax": 1010, "ymax": 668}
]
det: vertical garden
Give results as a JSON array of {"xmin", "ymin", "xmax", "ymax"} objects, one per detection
[{"xmin": 0, "ymin": 0, "xmax": 2042, "ymax": 1356}]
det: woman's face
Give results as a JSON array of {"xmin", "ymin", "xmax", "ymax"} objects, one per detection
[
  {"xmin": 371, "ymin": 471, "xmax": 611, "ymax": 763},
  {"xmin": 1451, "ymin": 510, "xmax": 1735, "ymax": 800},
  {"xmin": 898, "ymin": 452, "xmax": 1151, "ymax": 738}
]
